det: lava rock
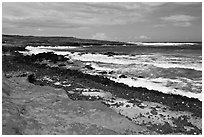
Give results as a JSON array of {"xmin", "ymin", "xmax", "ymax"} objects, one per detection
[
  {"xmin": 104, "ymin": 52, "xmax": 118, "ymax": 57},
  {"xmin": 108, "ymin": 71, "xmax": 114, "ymax": 74},
  {"xmin": 99, "ymin": 71, "xmax": 107, "ymax": 75},
  {"xmin": 119, "ymin": 74, "xmax": 127, "ymax": 78},
  {"xmin": 27, "ymin": 73, "xmax": 36, "ymax": 83},
  {"xmin": 58, "ymin": 63, "xmax": 66, "ymax": 67},
  {"xmin": 84, "ymin": 65, "xmax": 94, "ymax": 70}
]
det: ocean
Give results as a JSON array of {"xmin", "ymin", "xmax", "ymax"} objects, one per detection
[{"xmin": 21, "ymin": 42, "xmax": 202, "ymax": 101}]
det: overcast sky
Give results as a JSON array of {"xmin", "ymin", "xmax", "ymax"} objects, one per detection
[{"xmin": 2, "ymin": 2, "xmax": 202, "ymax": 42}]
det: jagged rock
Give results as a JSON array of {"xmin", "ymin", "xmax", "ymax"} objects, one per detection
[
  {"xmin": 32, "ymin": 52, "xmax": 67, "ymax": 62},
  {"xmin": 84, "ymin": 65, "xmax": 94, "ymax": 70},
  {"xmin": 104, "ymin": 52, "xmax": 118, "ymax": 57},
  {"xmin": 58, "ymin": 63, "xmax": 66, "ymax": 67},
  {"xmin": 27, "ymin": 73, "xmax": 36, "ymax": 83},
  {"xmin": 108, "ymin": 71, "xmax": 114, "ymax": 74},
  {"xmin": 119, "ymin": 74, "xmax": 127, "ymax": 78},
  {"xmin": 98, "ymin": 71, "xmax": 107, "ymax": 75}
]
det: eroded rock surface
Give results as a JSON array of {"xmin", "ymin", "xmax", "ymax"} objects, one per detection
[{"xmin": 2, "ymin": 75, "xmax": 152, "ymax": 135}]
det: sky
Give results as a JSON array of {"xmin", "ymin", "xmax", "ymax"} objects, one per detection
[{"xmin": 2, "ymin": 2, "xmax": 202, "ymax": 42}]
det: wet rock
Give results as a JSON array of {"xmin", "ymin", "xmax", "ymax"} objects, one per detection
[
  {"xmin": 99, "ymin": 71, "xmax": 107, "ymax": 75},
  {"xmin": 58, "ymin": 63, "xmax": 66, "ymax": 67},
  {"xmin": 84, "ymin": 65, "xmax": 94, "ymax": 70},
  {"xmin": 126, "ymin": 104, "xmax": 130, "ymax": 107},
  {"xmin": 34, "ymin": 52, "xmax": 67, "ymax": 62},
  {"xmin": 27, "ymin": 73, "xmax": 36, "ymax": 83},
  {"xmin": 104, "ymin": 52, "xmax": 118, "ymax": 57},
  {"xmin": 108, "ymin": 71, "xmax": 114, "ymax": 74},
  {"xmin": 119, "ymin": 74, "xmax": 127, "ymax": 78},
  {"xmin": 78, "ymin": 52, "xmax": 86, "ymax": 56}
]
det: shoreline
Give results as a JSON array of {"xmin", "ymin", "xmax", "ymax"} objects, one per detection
[
  {"xmin": 17, "ymin": 53, "xmax": 202, "ymax": 115},
  {"xmin": 18, "ymin": 45, "xmax": 202, "ymax": 100},
  {"xmin": 2, "ymin": 48, "xmax": 202, "ymax": 134},
  {"xmin": 4, "ymin": 51, "xmax": 202, "ymax": 117}
]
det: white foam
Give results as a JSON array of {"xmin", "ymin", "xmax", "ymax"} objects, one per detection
[
  {"xmin": 33, "ymin": 46, "xmax": 79, "ymax": 49},
  {"xmin": 87, "ymin": 63, "xmax": 113, "ymax": 71},
  {"xmin": 23, "ymin": 46, "xmax": 79, "ymax": 55},
  {"xmin": 24, "ymin": 46, "xmax": 54, "ymax": 55},
  {"xmin": 150, "ymin": 77, "xmax": 183, "ymax": 84},
  {"xmin": 82, "ymin": 45, "xmax": 92, "ymax": 48},
  {"xmin": 21, "ymin": 46, "xmax": 202, "ymax": 101},
  {"xmin": 139, "ymin": 42, "xmax": 196, "ymax": 46},
  {"xmin": 146, "ymin": 62, "xmax": 202, "ymax": 71},
  {"xmin": 69, "ymin": 53, "xmax": 136, "ymax": 65},
  {"xmin": 81, "ymin": 92, "xmax": 112, "ymax": 98},
  {"xmin": 53, "ymin": 51, "xmax": 71, "ymax": 56},
  {"xmin": 22, "ymin": 46, "xmax": 202, "ymax": 71},
  {"xmin": 69, "ymin": 53, "xmax": 202, "ymax": 71},
  {"xmin": 43, "ymin": 76, "xmax": 53, "ymax": 82},
  {"xmin": 54, "ymin": 82, "xmax": 61, "ymax": 85},
  {"xmin": 110, "ymin": 77, "xmax": 202, "ymax": 101}
]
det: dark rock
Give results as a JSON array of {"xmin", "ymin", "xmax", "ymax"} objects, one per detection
[
  {"xmin": 99, "ymin": 71, "xmax": 107, "ymax": 75},
  {"xmin": 78, "ymin": 52, "xmax": 86, "ymax": 56},
  {"xmin": 34, "ymin": 52, "xmax": 67, "ymax": 62},
  {"xmin": 104, "ymin": 52, "xmax": 118, "ymax": 57},
  {"xmin": 58, "ymin": 63, "xmax": 66, "ymax": 67},
  {"xmin": 138, "ymin": 76, "xmax": 144, "ymax": 78},
  {"xmin": 126, "ymin": 104, "xmax": 130, "ymax": 107},
  {"xmin": 27, "ymin": 73, "xmax": 36, "ymax": 83},
  {"xmin": 108, "ymin": 71, "xmax": 114, "ymax": 74},
  {"xmin": 19, "ymin": 72, "xmax": 28, "ymax": 77},
  {"xmin": 84, "ymin": 65, "xmax": 94, "ymax": 70},
  {"xmin": 119, "ymin": 74, "xmax": 127, "ymax": 78}
]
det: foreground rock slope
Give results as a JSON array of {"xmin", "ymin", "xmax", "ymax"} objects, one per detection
[{"xmin": 2, "ymin": 74, "xmax": 152, "ymax": 135}]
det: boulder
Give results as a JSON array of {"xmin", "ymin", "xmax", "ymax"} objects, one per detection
[
  {"xmin": 84, "ymin": 65, "xmax": 94, "ymax": 70},
  {"xmin": 119, "ymin": 74, "xmax": 127, "ymax": 78},
  {"xmin": 27, "ymin": 73, "xmax": 36, "ymax": 83},
  {"xmin": 99, "ymin": 71, "xmax": 107, "ymax": 75}
]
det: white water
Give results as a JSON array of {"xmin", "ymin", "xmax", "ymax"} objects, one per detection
[
  {"xmin": 20, "ymin": 46, "xmax": 202, "ymax": 101},
  {"xmin": 22, "ymin": 46, "xmax": 202, "ymax": 71},
  {"xmin": 109, "ymin": 77, "xmax": 202, "ymax": 101},
  {"xmin": 128, "ymin": 42, "xmax": 197, "ymax": 46}
]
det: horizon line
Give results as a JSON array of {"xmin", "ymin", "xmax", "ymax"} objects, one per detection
[{"xmin": 2, "ymin": 33, "xmax": 202, "ymax": 43}]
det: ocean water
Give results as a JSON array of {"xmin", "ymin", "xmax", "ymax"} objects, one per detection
[{"xmin": 21, "ymin": 43, "xmax": 202, "ymax": 101}]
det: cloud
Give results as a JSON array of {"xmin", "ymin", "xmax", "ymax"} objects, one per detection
[
  {"xmin": 173, "ymin": 22, "xmax": 192, "ymax": 27},
  {"xmin": 135, "ymin": 35, "xmax": 151, "ymax": 40},
  {"xmin": 5, "ymin": 3, "xmax": 199, "ymax": 31},
  {"xmin": 141, "ymin": 2, "xmax": 166, "ymax": 7},
  {"xmin": 153, "ymin": 24, "xmax": 166, "ymax": 28},
  {"xmin": 161, "ymin": 14, "xmax": 197, "ymax": 27},
  {"xmin": 172, "ymin": 2, "xmax": 201, "ymax": 5},
  {"xmin": 91, "ymin": 33, "xmax": 108, "ymax": 40},
  {"xmin": 161, "ymin": 15, "xmax": 197, "ymax": 22},
  {"xmin": 2, "ymin": 2, "xmax": 148, "ymax": 30}
]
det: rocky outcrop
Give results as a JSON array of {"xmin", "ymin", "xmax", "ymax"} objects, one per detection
[
  {"xmin": 2, "ymin": 75, "xmax": 152, "ymax": 135},
  {"xmin": 103, "ymin": 52, "xmax": 119, "ymax": 57},
  {"xmin": 119, "ymin": 74, "xmax": 127, "ymax": 78}
]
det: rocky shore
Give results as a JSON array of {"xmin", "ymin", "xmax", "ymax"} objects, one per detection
[{"xmin": 2, "ymin": 48, "xmax": 202, "ymax": 135}]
